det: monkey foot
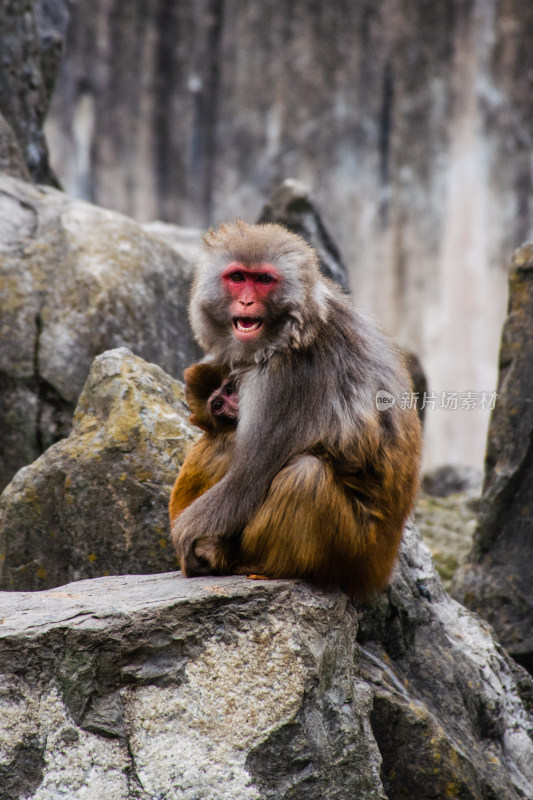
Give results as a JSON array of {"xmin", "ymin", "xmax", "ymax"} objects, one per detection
[{"xmin": 246, "ymin": 574, "xmax": 270, "ymax": 581}]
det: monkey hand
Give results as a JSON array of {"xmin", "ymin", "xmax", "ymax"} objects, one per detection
[
  {"xmin": 175, "ymin": 532, "xmax": 216, "ymax": 577},
  {"xmin": 171, "ymin": 505, "xmax": 227, "ymax": 577},
  {"xmin": 171, "ymin": 469, "xmax": 256, "ymax": 578}
]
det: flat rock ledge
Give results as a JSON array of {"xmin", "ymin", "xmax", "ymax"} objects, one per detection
[
  {"xmin": 0, "ymin": 574, "xmax": 384, "ymax": 800},
  {"xmin": 1, "ymin": 527, "xmax": 533, "ymax": 800}
]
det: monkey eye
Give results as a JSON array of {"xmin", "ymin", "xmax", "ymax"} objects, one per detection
[
  {"xmin": 224, "ymin": 381, "xmax": 236, "ymax": 395},
  {"xmin": 212, "ymin": 399, "xmax": 224, "ymax": 412},
  {"xmin": 256, "ymin": 273, "xmax": 275, "ymax": 284},
  {"xmin": 228, "ymin": 271, "xmax": 244, "ymax": 282}
]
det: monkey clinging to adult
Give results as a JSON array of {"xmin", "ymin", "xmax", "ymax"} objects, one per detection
[
  {"xmin": 169, "ymin": 362, "xmax": 238, "ymax": 522},
  {"xmin": 170, "ymin": 221, "xmax": 422, "ymax": 599}
]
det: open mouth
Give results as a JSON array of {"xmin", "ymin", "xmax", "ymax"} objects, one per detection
[{"xmin": 233, "ymin": 317, "xmax": 264, "ymax": 337}]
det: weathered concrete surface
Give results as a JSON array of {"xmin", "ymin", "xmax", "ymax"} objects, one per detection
[
  {"xmin": 1, "ymin": 526, "xmax": 532, "ymax": 799},
  {"xmin": 0, "ymin": 348, "xmax": 196, "ymax": 591},
  {"xmin": 452, "ymin": 243, "xmax": 533, "ymax": 673},
  {"xmin": 0, "ymin": 174, "xmax": 199, "ymax": 491}
]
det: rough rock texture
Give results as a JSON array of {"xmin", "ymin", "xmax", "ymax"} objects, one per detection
[
  {"xmin": 257, "ymin": 179, "xmax": 349, "ymax": 290},
  {"xmin": 415, "ymin": 464, "xmax": 482, "ymax": 590},
  {"xmin": 33, "ymin": 1, "xmax": 71, "ymax": 105},
  {"xmin": 0, "ymin": 576, "xmax": 385, "ymax": 800},
  {"xmin": 359, "ymin": 526, "xmax": 533, "ymax": 800},
  {"xmin": 0, "ymin": 173, "xmax": 199, "ymax": 491},
  {"xmin": 415, "ymin": 487, "xmax": 480, "ymax": 591},
  {"xmin": 0, "ymin": 348, "xmax": 196, "ymax": 591},
  {"xmin": 1, "ymin": 527, "xmax": 532, "ymax": 799},
  {"xmin": 0, "ymin": 0, "xmax": 65, "ymax": 183},
  {"xmin": 44, "ymin": 0, "xmax": 533, "ymax": 467},
  {"xmin": 0, "ymin": 112, "xmax": 31, "ymax": 180},
  {"xmin": 141, "ymin": 221, "xmax": 203, "ymax": 265},
  {"xmin": 452, "ymin": 244, "xmax": 533, "ymax": 673}
]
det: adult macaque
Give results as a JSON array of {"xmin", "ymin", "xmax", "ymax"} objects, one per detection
[
  {"xmin": 169, "ymin": 363, "xmax": 238, "ymax": 521},
  {"xmin": 171, "ymin": 221, "xmax": 422, "ymax": 598}
]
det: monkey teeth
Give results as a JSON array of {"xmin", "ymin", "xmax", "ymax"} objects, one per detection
[{"xmin": 234, "ymin": 317, "xmax": 263, "ymax": 334}]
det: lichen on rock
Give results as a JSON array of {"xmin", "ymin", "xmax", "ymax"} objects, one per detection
[{"xmin": 0, "ymin": 347, "xmax": 196, "ymax": 590}]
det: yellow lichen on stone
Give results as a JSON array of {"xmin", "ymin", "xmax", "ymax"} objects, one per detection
[{"xmin": 445, "ymin": 782, "xmax": 461, "ymax": 797}]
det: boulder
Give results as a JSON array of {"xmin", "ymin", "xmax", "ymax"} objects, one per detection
[
  {"xmin": 33, "ymin": 1, "xmax": 71, "ymax": 110},
  {"xmin": 0, "ymin": 526, "xmax": 532, "ymax": 799},
  {"xmin": 141, "ymin": 221, "xmax": 203, "ymax": 264},
  {"xmin": 0, "ymin": 348, "xmax": 196, "ymax": 590},
  {"xmin": 358, "ymin": 524, "xmax": 533, "ymax": 800},
  {"xmin": 452, "ymin": 244, "xmax": 533, "ymax": 673},
  {"xmin": 0, "ymin": 575, "xmax": 384, "ymax": 800},
  {"xmin": 0, "ymin": 174, "xmax": 199, "ymax": 491}
]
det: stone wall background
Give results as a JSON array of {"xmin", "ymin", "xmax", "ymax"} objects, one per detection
[{"xmin": 44, "ymin": 0, "xmax": 533, "ymax": 468}]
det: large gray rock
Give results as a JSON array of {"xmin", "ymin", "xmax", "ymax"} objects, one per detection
[
  {"xmin": 0, "ymin": 348, "xmax": 196, "ymax": 591},
  {"xmin": 452, "ymin": 243, "xmax": 533, "ymax": 673},
  {"xmin": 359, "ymin": 525, "xmax": 533, "ymax": 800},
  {"xmin": 0, "ymin": 575, "xmax": 385, "ymax": 800},
  {"xmin": 0, "ymin": 174, "xmax": 199, "ymax": 491},
  {"xmin": 1, "ymin": 527, "xmax": 532, "ymax": 799}
]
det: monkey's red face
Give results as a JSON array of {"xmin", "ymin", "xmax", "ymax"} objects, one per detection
[{"xmin": 222, "ymin": 263, "xmax": 280, "ymax": 342}]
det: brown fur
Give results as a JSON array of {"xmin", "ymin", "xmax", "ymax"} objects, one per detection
[
  {"xmin": 237, "ymin": 410, "xmax": 420, "ymax": 597},
  {"xmin": 169, "ymin": 363, "xmax": 235, "ymax": 522}
]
